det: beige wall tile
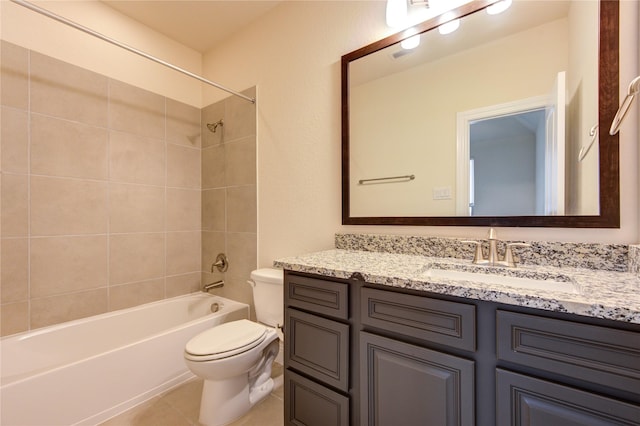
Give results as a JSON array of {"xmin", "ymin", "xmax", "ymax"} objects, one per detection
[
  {"xmin": 227, "ymin": 185, "xmax": 257, "ymax": 232},
  {"xmin": 110, "ymin": 183, "xmax": 165, "ymax": 233},
  {"xmin": 1, "ymin": 41, "xmax": 28, "ymax": 110},
  {"xmin": 167, "ymin": 144, "xmax": 200, "ymax": 189},
  {"xmin": 225, "ymin": 232, "xmax": 257, "ymax": 281},
  {"xmin": 1, "ymin": 301, "xmax": 29, "ymax": 336},
  {"xmin": 109, "ymin": 130, "xmax": 165, "ymax": 186},
  {"xmin": 166, "ymin": 272, "xmax": 201, "ymax": 298},
  {"xmin": 31, "ymin": 114, "xmax": 108, "ymax": 179},
  {"xmin": 166, "ymin": 231, "xmax": 201, "ymax": 275},
  {"xmin": 30, "ymin": 289, "xmax": 108, "ymax": 329},
  {"xmin": 224, "ymin": 87, "xmax": 256, "ymax": 142},
  {"xmin": 225, "ymin": 136, "xmax": 256, "ymax": 186},
  {"xmin": 30, "ymin": 176, "xmax": 108, "ymax": 236},
  {"xmin": 166, "ymin": 99, "xmax": 200, "ymax": 148},
  {"xmin": 30, "ymin": 236, "xmax": 108, "ymax": 298},
  {"xmin": 109, "ymin": 278, "xmax": 164, "ymax": 311},
  {"xmin": 30, "ymin": 52, "xmax": 108, "ymax": 127},
  {"xmin": 217, "ymin": 275, "xmax": 254, "ymax": 315},
  {"xmin": 166, "ymin": 188, "xmax": 200, "ymax": 231},
  {"xmin": 109, "ymin": 80, "xmax": 165, "ymax": 139},
  {"xmin": 110, "ymin": 233, "xmax": 165, "ymax": 285},
  {"xmin": 1, "ymin": 107, "xmax": 28, "ymax": 173},
  {"xmin": 201, "ymin": 144, "xmax": 225, "ymax": 189},
  {"xmin": 201, "ymin": 100, "xmax": 224, "ymax": 148},
  {"xmin": 1, "ymin": 238, "xmax": 28, "ymax": 303},
  {"xmin": 1, "ymin": 173, "xmax": 28, "ymax": 237},
  {"xmin": 202, "ymin": 188, "xmax": 225, "ymax": 232}
]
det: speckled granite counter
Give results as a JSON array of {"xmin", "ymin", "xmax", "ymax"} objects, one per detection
[{"xmin": 274, "ymin": 249, "xmax": 640, "ymax": 324}]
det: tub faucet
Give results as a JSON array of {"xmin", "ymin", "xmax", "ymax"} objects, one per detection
[
  {"xmin": 203, "ymin": 280, "xmax": 224, "ymax": 292},
  {"xmin": 463, "ymin": 228, "xmax": 530, "ymax": 268}
]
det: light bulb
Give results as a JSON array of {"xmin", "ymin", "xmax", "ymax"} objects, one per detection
[
  {"xmin": 486, "ymin": 0, "xmax": 512, "ymax": 15},
  {"xmin": 438, "ymin": 19, "xmax": 460, "ymax": 35},
  {"xmin": 386, "ymin": 0, "xmax": 408, "ymax": 28},
  {"xmin": 401, "ymin": 34, "xmax": 420, "ymax": 49}
]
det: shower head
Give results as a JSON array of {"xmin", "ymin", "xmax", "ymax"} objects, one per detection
[{"xmin": 207, "ymin": 119, "xmax": 224, "ymax": 133}]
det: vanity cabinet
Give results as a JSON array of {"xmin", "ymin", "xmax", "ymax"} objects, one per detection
[{"xmin": 283, "ymin": 271, "xmax": 640, "ymax": 426}]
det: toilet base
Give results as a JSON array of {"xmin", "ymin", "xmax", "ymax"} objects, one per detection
[
  {"xmin": 198, "ymin": 376, "xmax": 275, "ymax": 426},
  {"xmin": 199, "ymin": 376, "xmax": 249, "ymax": 426}
]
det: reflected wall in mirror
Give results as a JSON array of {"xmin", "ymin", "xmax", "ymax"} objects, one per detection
[{"xmin": 342, "ymin": 0, "xmax": 620, "ymax": 227}]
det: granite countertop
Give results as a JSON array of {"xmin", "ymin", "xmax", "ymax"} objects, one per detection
[{"xmin": 274, "ymin": 249, "xmax": 640, "ymax": 324}]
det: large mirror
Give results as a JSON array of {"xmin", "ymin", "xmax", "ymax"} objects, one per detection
[{"xmin": 342, "ymin": 0, "xmax": 619, "ymax": 227}]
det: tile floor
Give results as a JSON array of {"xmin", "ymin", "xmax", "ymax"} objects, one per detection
[{"xmin": 99, "ymin": 364, "xmax": 284, "ymax": 426}]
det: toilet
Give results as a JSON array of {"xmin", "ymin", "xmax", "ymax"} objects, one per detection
[{"xmin": 184, "ymin": 268, "xmax": 283, "ymax": 426}]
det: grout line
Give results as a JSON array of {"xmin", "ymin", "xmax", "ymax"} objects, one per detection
[{"xmin": 26, "ymin": 47, "xmax": 32, "ymax": 332}]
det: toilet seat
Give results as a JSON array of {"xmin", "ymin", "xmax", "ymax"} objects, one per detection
[{"xmin": 185, "ymin": 319, "xmax": 268, "ymax": 361}]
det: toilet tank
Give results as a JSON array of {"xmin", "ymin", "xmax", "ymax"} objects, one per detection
[{"xmin": 249, "ymin": 268, "xmax": 283, "ymax": 328}]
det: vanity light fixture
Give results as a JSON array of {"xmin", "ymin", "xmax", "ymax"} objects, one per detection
[
  {"xmin": 610, "ymin": 75, "xmax": 640, "ymax": 135},
  {"xmin": 486, "ymin": 0, "xmax": 512, "ymax": 15}
]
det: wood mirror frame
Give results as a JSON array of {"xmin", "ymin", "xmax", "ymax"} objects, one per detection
[{"xmin": 341, "ymin": 0, "xmax": 619, "ymax": 228}]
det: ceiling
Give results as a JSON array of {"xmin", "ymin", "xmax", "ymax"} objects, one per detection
[{"xmin": 101, "ymin": 0, "xmax": 283, "ymax": 53}]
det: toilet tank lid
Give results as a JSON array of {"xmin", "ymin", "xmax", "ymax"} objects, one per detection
[{"xmin": 250, "ymin": 268, "xmax": 283, "ymax": 284}]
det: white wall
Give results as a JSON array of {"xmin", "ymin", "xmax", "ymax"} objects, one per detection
[
  {"xmin": 202, "ymin": 0, "xmax": 639, "ymax": 268},
  {"xmin": 566, "ymin": 0, "xmax": 599, "ymax": 215},
  {"xmin": 0, "ymin": 0, "xmax": 202, "ymax": 106}
]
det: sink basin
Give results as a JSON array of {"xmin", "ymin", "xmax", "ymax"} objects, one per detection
[{"xmin": 421, "ymin": 268, "xmax": 579, "ymax": 294}]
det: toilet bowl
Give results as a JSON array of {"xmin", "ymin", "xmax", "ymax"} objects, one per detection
[{"xmin": 184, "ymin": 268, "xmax": 283, "ymax": 426}]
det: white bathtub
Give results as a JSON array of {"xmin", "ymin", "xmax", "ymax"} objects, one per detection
[{"xmin": 0, "ymin": 293, "xmax": 249, "ymax": 426}]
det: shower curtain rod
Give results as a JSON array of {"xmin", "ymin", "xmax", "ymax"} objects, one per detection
[{"xmin": 10, "ymin": 0, "xmax": 256, "ymax": 104}]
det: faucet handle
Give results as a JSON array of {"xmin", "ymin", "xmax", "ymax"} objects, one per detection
[
  {"xmin": 462, "ymin": 240, "xmax": 488, "ymax": 264},
  {"xmin": 503, "ymin": 243, "xmax": 531, "ymax": 267}
]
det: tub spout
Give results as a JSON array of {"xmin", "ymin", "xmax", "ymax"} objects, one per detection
[{"xmin": 203, "ymin": 280, "xmax": 224, "ymax": 292}]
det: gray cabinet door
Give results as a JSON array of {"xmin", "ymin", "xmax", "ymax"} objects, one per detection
[
  {"xmin": 496, "ymin": 369, "xmax": 640, "ymax": 426},
  {"xmin": 360, "ymin": 331, "xmax": 475, "ymax": 426},
  {"xmin": 285, "ymin": 370, "xmax": 350, "ymax": 426}
]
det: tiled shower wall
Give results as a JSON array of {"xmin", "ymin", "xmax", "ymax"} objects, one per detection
[
  {"xmin": 201, "ymin": 88, "xmax": 257, "ymax": 316},
  {"xmin": 0, "ymin": 41, "xmax": 204, "ymax": 335}
]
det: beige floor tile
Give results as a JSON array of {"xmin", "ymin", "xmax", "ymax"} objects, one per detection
[
  {"xmin": 100, "ymin": 397, "xmax": 192, "ymax": 426},
  {"xmin": 100, "ymin": 364, "xmax": 284, "ymax": 426},
  {"xmin": 161, "ymin": 378, "xmax": 203, "ymax": 422}
]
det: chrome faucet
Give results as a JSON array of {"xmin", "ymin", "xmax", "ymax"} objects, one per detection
[{"xmin": 463, "ymin": 228, "xmax": 530, "ymax": 268}]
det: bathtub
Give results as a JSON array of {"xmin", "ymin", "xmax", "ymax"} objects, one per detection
[{"xmin": 0, "ymin": 293, "xmax": 249, "ymax": 426}]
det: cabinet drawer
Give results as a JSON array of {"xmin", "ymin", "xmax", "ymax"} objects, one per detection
[
  {"xmin": 286, "ymin": 274, "xmax": 349, "ymax": 320},
  {"xmin": 497, "ymin": 310, "xmax": 640, "ymax": 395},
  {"xmin": 361, "ymin": 287, "xmax": 476, "ymax": 351},
  {"xmin": 496, "ymin": 369, "xmax": 640, "ymax": 426},
  {"xmin": 286, "ymin": 308, "xmax": 349, "ymax": 392},
  {"xmin": 285, "ymin": 370, "xmax": 349, "ymax": 426}
]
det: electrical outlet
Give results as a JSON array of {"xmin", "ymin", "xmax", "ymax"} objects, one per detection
[{"xmin": 432, "ymin": 186, "xmax": 452, "ymax": 200}]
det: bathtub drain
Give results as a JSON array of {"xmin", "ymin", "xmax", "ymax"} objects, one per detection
[{"xmin": 210, "ymin": 303, "xmax": 220, "ymax": 313}]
